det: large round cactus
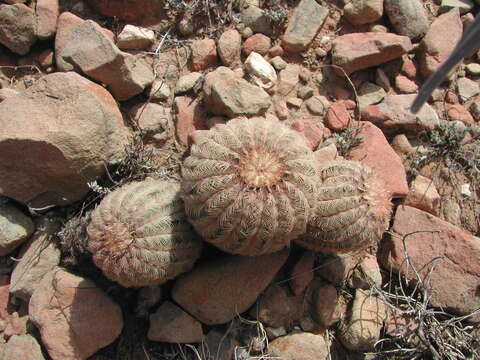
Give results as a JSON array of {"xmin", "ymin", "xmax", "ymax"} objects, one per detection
[
  {"xmin": 87, "ymin": 179, "xmax": 202, "ymax": 287},
  {"xmin": 298, "ymin": 160, "xmax": 392, "ymax": 253},
  {"xmin": 181, "ymin": 116, "xmax": 319, "ymax": 256}
]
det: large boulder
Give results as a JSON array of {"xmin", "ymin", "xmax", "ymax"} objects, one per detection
[
  {"xmin": 332, "ymin": 32, "xmax": 412, "ymax": 75},
  {"xmin": 0, "ymin": 4, "xmax": 37, "ymax": 55},
  {"xmin": 380, "ymin": 206, "xmax": 480, "ymax": 321},
  {"xmin": 29, "ymin": 268, "xmax": 123, "ymax": 360},
  {"xmin": 282, "ymin": 0, "xmax": 328, "ymax": 52},
  {"xmin": 384, "ymin": 0, "xmax": 429, "ymax": 40},
  {"xmin": 172, "ymin": 249, "xmax": 289, "ymax": 325},
  {"xmin": 418, "ymin": 8, "xmax": 463, "ymax": 78},
  {"xmin": 0, "ymin": 72, "xmax": 131, "ymax": 208},
  {"xmin": 9, "ymin": 216, "xmax": 61, "ymax": 301},
  {"xmin": 0, "ymin": 203, "xmax": 34, "ymax": 256},
  {"xmin": 60, "ymin": 20, "xmax": 154, "ymax": 101},
  {"xmin": 203, "ymin": 67, "xmax": 271, "ymax": 118}
]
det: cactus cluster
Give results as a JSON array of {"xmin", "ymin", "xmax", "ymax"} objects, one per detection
[
  {"xmin": 87, "ymin": 179, "xmax": 202, "ymax": 287},
  {"xmin": 297, "ymin": 160, "xmax": 392, "ymax": 253},
  {"xmin": 181, "ymin": 117, "xmax": 319, "ymax": 256}
]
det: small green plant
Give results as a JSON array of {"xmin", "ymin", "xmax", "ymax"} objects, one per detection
[
  {"xmin": 411, "ymin": 123, "xmax": 478, "ymax": 180},
  {"xmin": 264, "ymin": 4, "xmax": 289, "ymax": 25},
  {"xmin": 333, "ymin": 128, "xmax": 364, "ymax": 157}
]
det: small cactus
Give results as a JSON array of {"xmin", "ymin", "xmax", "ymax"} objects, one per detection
[
  {"xmin": 298, "ymin": 160, "xmax": 392, "ymax": 253},
  {"xmin": 181, "ymin": 116, "xmax": 319, "ymax": 256},
  {"xmin": 87, "ymin": 179, "xmax": 202, "ymax": 287}
]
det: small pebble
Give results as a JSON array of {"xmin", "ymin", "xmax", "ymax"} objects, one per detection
[{"xmin": 297, "ymin": 86, "xmax": 314, "ymax": 100}]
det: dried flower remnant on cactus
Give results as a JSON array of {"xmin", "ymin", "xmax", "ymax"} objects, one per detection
[
  {"xmin": 181, "ymin": 116, "xmax": 319, "ymax": 256},
  {"xmin": 298, "ymin": 160, "xmax": 392, "ymax": 253},
  {"xmin": 87, "ymin": 179, "xmax": 202, "ymax": 287}
]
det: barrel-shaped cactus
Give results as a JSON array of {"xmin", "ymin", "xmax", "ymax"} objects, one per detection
[
  {"xmin": 181, "ymin": 117, "xmax": 319, "ymax": 256},
  {"xmin": 298, "ymin": 160, "xmax": 392, "ymax": 253},
  {"xmin": 87, "ymin": 179, "xmax": 202, "ymax": 287}
]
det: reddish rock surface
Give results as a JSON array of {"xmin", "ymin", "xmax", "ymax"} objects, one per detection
[
  {"xmin": 349, "ymin": 122, "xmax": 409, "ymax": 198},
  {"xmin": 172, "ymin": 249, "xmax": 289, "ymax": 325},
  {"xmin": 190, "ymin": 38, "xmax": 217, "ymax": 71},
  {"xmin": 250, "ymin": 283, "xmax": 304, "ymax": 328},
  {"xmin": 86, "ymin": 0, "xmax": 165, "ymax": 22},
  {"xmin": 29, "ymin": 268, "xmax": 123, "ymax": 360},
  {"xmin": 291, "ymin": 118, "xmax": 324, "ymax": 150},
  {"xmin": 288, "ymin": 250, "xmax": 316, "ymax": 295},
  {"xmin": 242, "ymin": 33, "xmax": 271, "ymax": 56},
  {"xmin": 404, "ymin": 175, "xmax": 441, "ymax": 216},
  {"xmin": 418, "ymin": 8, "xmax": 463, "ymax": 78},
  {"xmin": 35, "ymin": 0, "xmax": 59, "ymax": 40},
  {"xmin": 217, "ymin": 29, "xmax": 241, "ymax": 67},
  {"xmin": 174, "ymin": 96, "xmax": 208, "ymax": 147},
  {"xmin": 361, "ymin": 94, "xmax": 439, "ymax": 134},
  {"xmin": 380, "ymin": 206, "xmax": 480, "ymax": 321},
  {"xmin": 395, "ymin": 75, "xmax": 418, "ymax": 94},
  {"xmin": 0, "ymin": 72, "xmax": 131, "ymax": 207},
  {"xmin": 447, "ymin": 104, "xmax": 475, "ymax": 125},
  {"xmin": 332, "ymin": 32, "xmax": 412, "ymax": 75},
  {"xmin": 269, "ymin": 332, "xmax": 329, "ymax": 360},
  {"xmin": 55, "ymin": 12, "xmax": 115, "ymax": 72},
  {"xmin": 148, "ymin": 301, "xmax": 204, "ymax": 343},
  {"xmin": 325, "ymin": 101, "xmax": 352, "ymax": 131},
  {"xmin": 0, "ymin": 3, "xmax": 37, "ymax": 55}
]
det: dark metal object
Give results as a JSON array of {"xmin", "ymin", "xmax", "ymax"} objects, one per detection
[{"xmin": 411, "ymin": 15, "xmax": 480, "ymax": 113}]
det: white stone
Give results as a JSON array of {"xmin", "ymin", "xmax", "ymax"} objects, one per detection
[
  {"xmin": 244, "ymin": 52, "xmax": 277, "ymax": 89},
  {"xmin": 117, "ymin": 24, "xmax": 155, "ymax": 50},
  {"xmin": 461, "ymin": 183, "xmax": 472, "ymax": 197}
]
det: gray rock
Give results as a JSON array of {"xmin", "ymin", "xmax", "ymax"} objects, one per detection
[
  {"xmin": 297, "ymin": 86, "xmax": 314, "ymax": 100},
  {"xmin": 282, "ymin": 0, "xmax": 328, "ymax": 52},
  {"xmin": 344, "ymin": 0, "xmax": 383, "ymax": 25},
  {"xmin": 440, "ymin": 0, "xmax": 474, "ymax": 14},
  {"xmin": 306, "ymin": 95, "xmax": 330, "ymax": 115},
  {"xmin": 358, "ymin": 82, "xmax": 387, "ymax": 108},
  {"xmin": 129, "ymin": 102, "xmax": 170, "ymax": 142},
  {"xmin": 457, "ymin": 77, "xmax": 480, "ymax": 102},
  {"xmin": 376, "ymin": 68, "xmax": 391, "ymax": 91},
  {"xmin": 384, "ymin": 0, "xmax": 429, "ymax": 40},
  {"xmin": 175, "ymin": 72, "xmax": 203, "ymax": 94},
  {"xmin": 10, "ymin": 216, "xmax": 61, "ymax": 301},
  {"xmin": 0, "ymin": 204, "xmax": 34, "ymax": 256},
  {"xmin": 61, "ymin": 20, "xmax": 154, "ymax": 101},
  {"xmin": 148, "ymin": 79, "xmax": 171, "ymax": 101},
  {"xmin": 270, "ymin": 56, "xmax": 287, "ymax": 71},
  {"xmin": 338, "ymin": 289, "xmax": 386, "ymax": 351},
  {"xmin": 0, "ymin": 72, "xmax": 131, "ymax": 207},
  {"xmin": 203, "ymin": 67, "xmax": 271, "ymax": 118},
  {"xmin": 240, "ymin": 6, "xmax": 272, "ymax": 35},
  {"xmin": 148, "ymin": 301, "xmax": 204, "ymax": 343},
  {"xmin": 0, "ymin": 4, "xmax": 37, "ymax": 55},
  {"xmin": 1, "ymin": 335, "xmax": 45, "ymax": 360}
]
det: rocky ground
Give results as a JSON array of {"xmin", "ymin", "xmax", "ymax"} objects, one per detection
[{"xmin": 0, "ymin": 0, "xmax": 479, "ymax": 359}]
